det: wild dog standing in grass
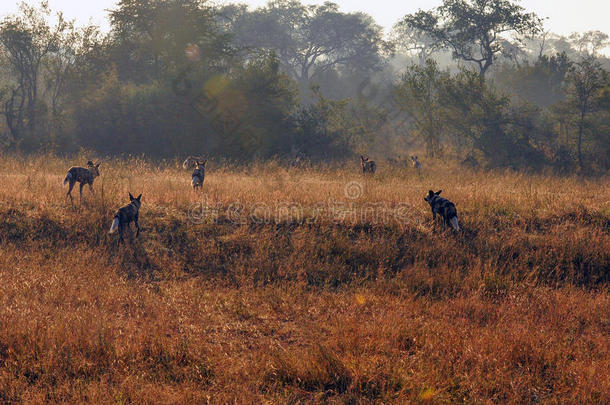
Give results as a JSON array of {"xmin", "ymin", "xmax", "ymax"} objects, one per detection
[
  {"xmin": 63, "ymin": 161, "xmax": 101, "ymax": 203},
  {"xmin": 387, "ymin": 155, "xmax": 402, "ymax": 166},
  {"xmin": 411, "ymin": 156, "xmax": 422, "ymax": 175},
  {"xmin": 109, "ymin": 193, "xmax": 142, "ymax": 244},
  {"xmin": 360, "ymin": 155, "xmax": 376, "ymax": 174},
  {"xmin": 183, "ymin": 156, "xmax": 203, "ymax": 170},
  {"xmin": 424, "ymin": 190, "xmax": 460, "ymax": 231},
  {"xmin": 191, "ymin": 160, "xmax": 206, "ymax": 190}
]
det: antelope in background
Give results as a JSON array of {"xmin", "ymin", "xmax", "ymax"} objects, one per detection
[
  {"xmin": 360, "ymin": 155, "xmax": 376, "ymax": 174},
  {"xmin": 63, "ymin": 160, "xmax": 101, "ymax": 203}
]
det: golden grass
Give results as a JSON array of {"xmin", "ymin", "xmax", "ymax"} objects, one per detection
[{"xmin": 0, "ymin": 153, "xmax": 608, "ymax": 403}]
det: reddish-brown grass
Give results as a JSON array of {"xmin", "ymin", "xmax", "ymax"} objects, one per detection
[{"xmin": 0, "ymin": 153, "xmax": 608, "ymax": 403}]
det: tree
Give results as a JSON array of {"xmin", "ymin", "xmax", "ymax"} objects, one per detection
[
  {"xmin": 226, "ymin": 0, "xmax": 388, "ymax": 86},
  {"xmin": 0, "ymin": 1, "xmax": 64, "ymax": 146},
  {"xmin": 400, "ymin": 0, "xmax": 543, "ymax": 76},
  {"xmin": 108, "ymin": 0, "xmax": 232, "ymax": 82},
  {"xmin": 494, "ymin": 52, "xmax": 571, "ymax": 108},
  {"xmin": 394, "ymin": 60, "xmax": 447, "ymax": 156},
  {"xmin": 390, "ymin": 22, "xmax": 438, "ymax": 66},
  {"xmin": 568, "ymin": 31, "xmax": 609, "ymax": 57},
  {"xmin": 565, "ymin": 57, "xmax": 607, "ymax": 170}
]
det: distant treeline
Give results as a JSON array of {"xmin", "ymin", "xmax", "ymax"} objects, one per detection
[{"xmin": 0, "ymin": 0, "xmax": 608, "ymax": 172}]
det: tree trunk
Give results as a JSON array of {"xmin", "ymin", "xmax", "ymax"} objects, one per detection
[
  {"xmin": 577, "ymin": 110, "xmax": 585, "ymax": 171},
  {"xmin": 480, "ymin": 58, "xmax": 493, "ymax": 77}
]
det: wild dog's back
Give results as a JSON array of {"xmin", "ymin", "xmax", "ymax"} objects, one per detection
[
  {"xmin": 424, "ymin": 190, "xmax": 459, "ymax": 231},
  {"xmin": 65, "ymin": 166, "xmax": 94, "ymax": 185},
  {"xmin": 63, "ymin": 161, "xmax": 101, "ymax": 202},
  {"xmin": 109, "ymin": 193, "xmax": 142, "ymax": 243},
  {"xmin": 191, "ymin": 160, "xmax": 206, "ymax": 189}
]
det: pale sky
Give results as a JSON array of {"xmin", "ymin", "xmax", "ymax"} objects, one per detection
[{"xmin": 0, "ymin": 0, "xmax": 608, "ymax": 37}]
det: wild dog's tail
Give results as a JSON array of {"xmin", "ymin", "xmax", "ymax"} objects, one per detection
[
  {"xmin": 109, "ymin": 216, "xmax": 119, "ymax": 234},
  {"xmin": 450, "ymin": 216, "xmax": 460, "ymax": 232},
  {"xmin": 63, "ymin": 172, "xmax": 72, "ymax": 186}
]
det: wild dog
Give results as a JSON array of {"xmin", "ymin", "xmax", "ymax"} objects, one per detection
[
  {"xmin": 411, "ymin": 156, "xmax": 422, "ymax": 175},
  {"xmin": 290, "ymin": 151, "xmax": 309, "ymax": 168},
  {"xmin": 461, "ymin": 154, "xmax": 479, "ymax": 169},
  {"xmin": 183, "ymin": 156, "xmax": 203, "ymax": 170},
  {"xmin": 424, "ymin": 190, "xmax": 460, "ymax": 231},
  {"xmin": 360, "ymin": 155, "xmax": 376, "ymax": 174},
  {"xmin": 63, "ymin": 161, "xmax": 101, "ymax": 203},
  {"xmin": 109, "ymin": 193, "xmax": 142, "ymax": 244},
  {"xmin": 191, "ymin": 160, "xmax": 206, "ymax": 190},
  {"xmin": 387, "ymin": 156, "xmax": 402, "ymax": 166}
]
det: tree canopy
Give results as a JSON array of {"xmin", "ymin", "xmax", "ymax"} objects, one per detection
[
  {"xmin": 223, "ymin": 0, "xmax": 389, "ymax": 85},
  {"xmin": 399, "ymin": 0, "xmax": 543, "ymax": 76}
]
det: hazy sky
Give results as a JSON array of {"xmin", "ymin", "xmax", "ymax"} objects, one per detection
[{"xmin": 0, "ymin": 0, "xmax": 608, "ymax": 37}]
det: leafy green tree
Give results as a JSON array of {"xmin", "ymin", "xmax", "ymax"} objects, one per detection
[
  {"xmin": 390, "ymin": 22, "xmax": 438, "ymax": 66},
  {"xmin": 394, "ymin": 60, "xmax": 447, "ymax": 157},
  {"xmin": 0, "ymin": 2, "xmax": 66, "ymax": 147},
  {"xmin": 494, "ymin": 52, "xmax": 571, "ymax": 108},
  {"xmin": 108, "ymin": 0, "xmax": 232, "ymax": 82},
  {"xmin": 568, "ymin": 31, "xmax": 609, "ymax": 57},
  {"xmin": 564, "ymin": 57, "xmax": 608, "ymax": 170},
  {"xmin": 225, "ymin": 1, "xmax": 388, "ymax": 86},
  {"xmin": 220, "ymin": 53, "xmax": 298, "ymax": 158},
  {"xmin": 400, "ymin": 0, "xmax": 543, "ymax": 76},
  {"xmin": 395, "ymin": 56, "xmax": 585, "ymax": 170},
  {"xmin": 292, "ymin": 87, "xmax": 351, "ymax": 161}
]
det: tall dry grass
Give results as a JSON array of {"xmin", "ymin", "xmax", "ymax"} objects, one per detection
[{"xmin": 0, "ymin": 153, "xmax": 608, "ymax": 402}]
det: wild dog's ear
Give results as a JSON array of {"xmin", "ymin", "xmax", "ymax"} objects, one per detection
[
  {"xmin": 202, "ymin": 160, "xmax": 207, "ymax": 166},
  {"xmin": 129, "ymin": 192, "xmax": 134, "ymax": 201},
  {"xmin": 435, "ymin": 190, "xmax": 442, "ymax": 195},
  {"xmin": 87, "ymin": 160, "xmax": 93, "ymax": 167},
  {"xmin": 136, "ymin": 193, "xmax": 142, "ymax": 201},
  {"xmin": 95, "ymin": 162, "xmax": 101, "ymax": 168},
  {"xmin": 428, "ymin": 190, "xmax": 434, "ymax": 196}
]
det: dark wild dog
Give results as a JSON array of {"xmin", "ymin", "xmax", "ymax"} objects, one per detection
[
  {"xmin": 63, "ymin": 161, "xmax": 101, "ymax": 203},
  {"xmin": 191, "ymin": 160, "xmax": 206, "ymax": 190},
  {"xmin": 360, "ymin": 155, "xmax": 376, "ymax": 174},
  {"xmin": 109, "ymin": 193, "xmax": 142, "ymax": 243},
  {"xmin": 424, "ymin": 190, "xmax": 460, "ymax": 231},
  {"xmin": 387, "ymin": 155, "xmax": 402, "ymax": 166}
]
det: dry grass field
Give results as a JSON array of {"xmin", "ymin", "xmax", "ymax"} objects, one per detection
[{"xmin": 0, "ymin": 153, "xmax": 608, "ymax": 403}]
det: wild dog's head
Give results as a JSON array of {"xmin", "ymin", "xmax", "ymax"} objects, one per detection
[
  {"xmin": 129, "ymin": 192, "xmax": 142, "ymax": 209},
  {"xmin": 424, "ymin": 190, "xmax": 442, "ymax": 205},
  {"xmin": 87, "ymin": 161, "xmax": 101, "ymax": 177},
  {"xmin": 411, "ymin": 156, "xmax": 419, "ymax": 163},
  {"xmin": 196, "ymin": 160, "xmax": 207, "ymax": 169}
]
